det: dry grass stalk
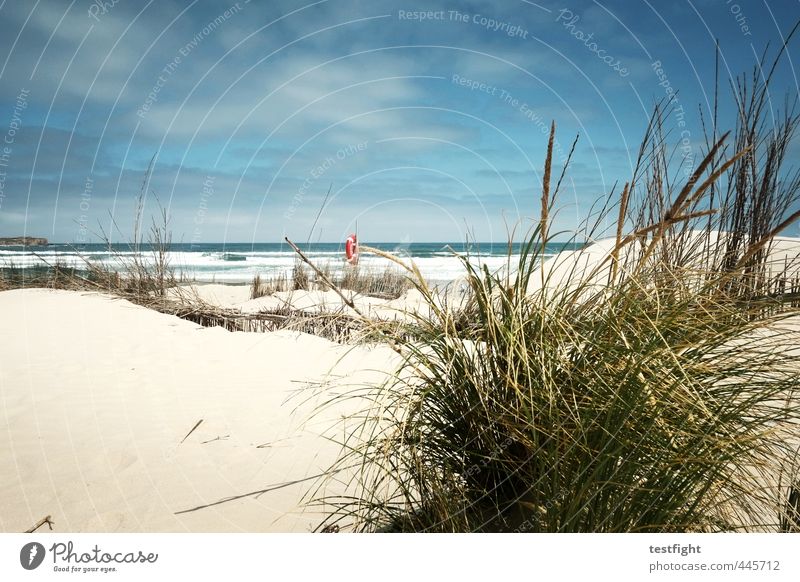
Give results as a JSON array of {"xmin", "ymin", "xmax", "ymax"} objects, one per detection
[
  {"xmin": 540, "ymin": 121, "xmax": 555, "ymax": 246},
  {"xmin": 610, "ymin": 182, "xmax": 630, "ymax": 283}
]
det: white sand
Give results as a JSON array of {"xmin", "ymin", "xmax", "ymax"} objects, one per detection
[
  {"xmin": 174, "ymin": 284, "xmax": 454, "ymax": 322},
  {"xmin": 5, "ymin": 234, "xmax": 800, "ymax": 533},
  {"xmin": 528, "ymin": 232, "xmax": 800, "ymax": 295},
  {"xmin": 180, "ymin": 282, "xmax": 252, "ymax": 307},
  {"xmin": 0, "ymin": 288, "xmax": 398, "ymax": 532}
]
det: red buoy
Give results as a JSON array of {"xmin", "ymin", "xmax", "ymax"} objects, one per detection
[{"xmin": 345, "ymin": 233, "xmax": 358, "ymax": 265}]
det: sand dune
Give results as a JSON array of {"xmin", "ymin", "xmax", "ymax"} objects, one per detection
[
  {"xmin": 4, "ymin": 233, "xmax": 800, "ymax": 533},
  {"xmin": 0, "ymin": 288, "xmax": 398, "ymax": 532},
  {"xmin": 175, "ymin": 284, "xmax": 457, "ymax": 322},
  {"xmin": 527, "ymin": 232, "xmax": 800, "ymax": 295}
]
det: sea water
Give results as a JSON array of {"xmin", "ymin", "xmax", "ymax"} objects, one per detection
[{"xmin": 0, "ymin": 242, "xmax": 579, "ymax": 285}]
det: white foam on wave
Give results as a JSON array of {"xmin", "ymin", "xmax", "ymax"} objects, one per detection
[{"xmin": 1, "ymin": 249, "xmax": 554, "ymax": 284}]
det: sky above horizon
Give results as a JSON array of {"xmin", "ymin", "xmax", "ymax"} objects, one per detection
[{"xmin": 0, "ymin": 0, "xmax": 798, "ymax": 244}]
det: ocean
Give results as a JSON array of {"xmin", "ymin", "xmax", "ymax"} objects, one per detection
[{"xmin": 0, "ymin": 241, "xmax": 580, "ymax": 285}]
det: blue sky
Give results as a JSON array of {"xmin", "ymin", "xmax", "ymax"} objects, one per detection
[{"xmin": 0, "ymin": 0, "xmax": 798, "ymax": 244}]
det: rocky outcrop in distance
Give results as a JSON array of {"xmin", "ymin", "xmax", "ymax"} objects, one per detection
[{"xmin": 0, "ymin": 237, "xmax": 48, "ymax": 246}]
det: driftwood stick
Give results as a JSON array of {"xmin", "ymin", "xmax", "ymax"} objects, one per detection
[
  {"xmin": 285, "ymin": 237, "xmax": 405, "ymax": 355},
  {"xmin": 174, "ymin": 465, "xmax": 359, "ymax": 514},
  {"xmin": 180, "ymin": 419, "xmax": 203, "ymax": 444},
  {"xmin": 25, "ymin": 515, "xmax": 54, "ymax": 533},
  {"xmin": 284, "ymin": 237, "xmax": 364, "ymax": 316}
]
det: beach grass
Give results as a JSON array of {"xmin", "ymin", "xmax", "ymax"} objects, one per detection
[
  {"xmin": 308, "ymin": 63, "xmax": 800, "ymax": 532},
  {"xmin": 250, "ymin": 261, "xmax": 412, "ymax": 300},
  {"xmin": 0, "ymin": 159, "xmax": 194, "ymax": 308}
]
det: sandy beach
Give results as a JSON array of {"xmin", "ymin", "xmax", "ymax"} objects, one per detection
[
  {"xmin": 0, "ymin": 288, "xmax": 398, "ymax": 532},
  {"xmin": 3, "ymin": 233, "xmax": 800, "ymax": 533},
  {"xmin": 4, "ymin": 5, "xmax": 800, "ymax": 577}
]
